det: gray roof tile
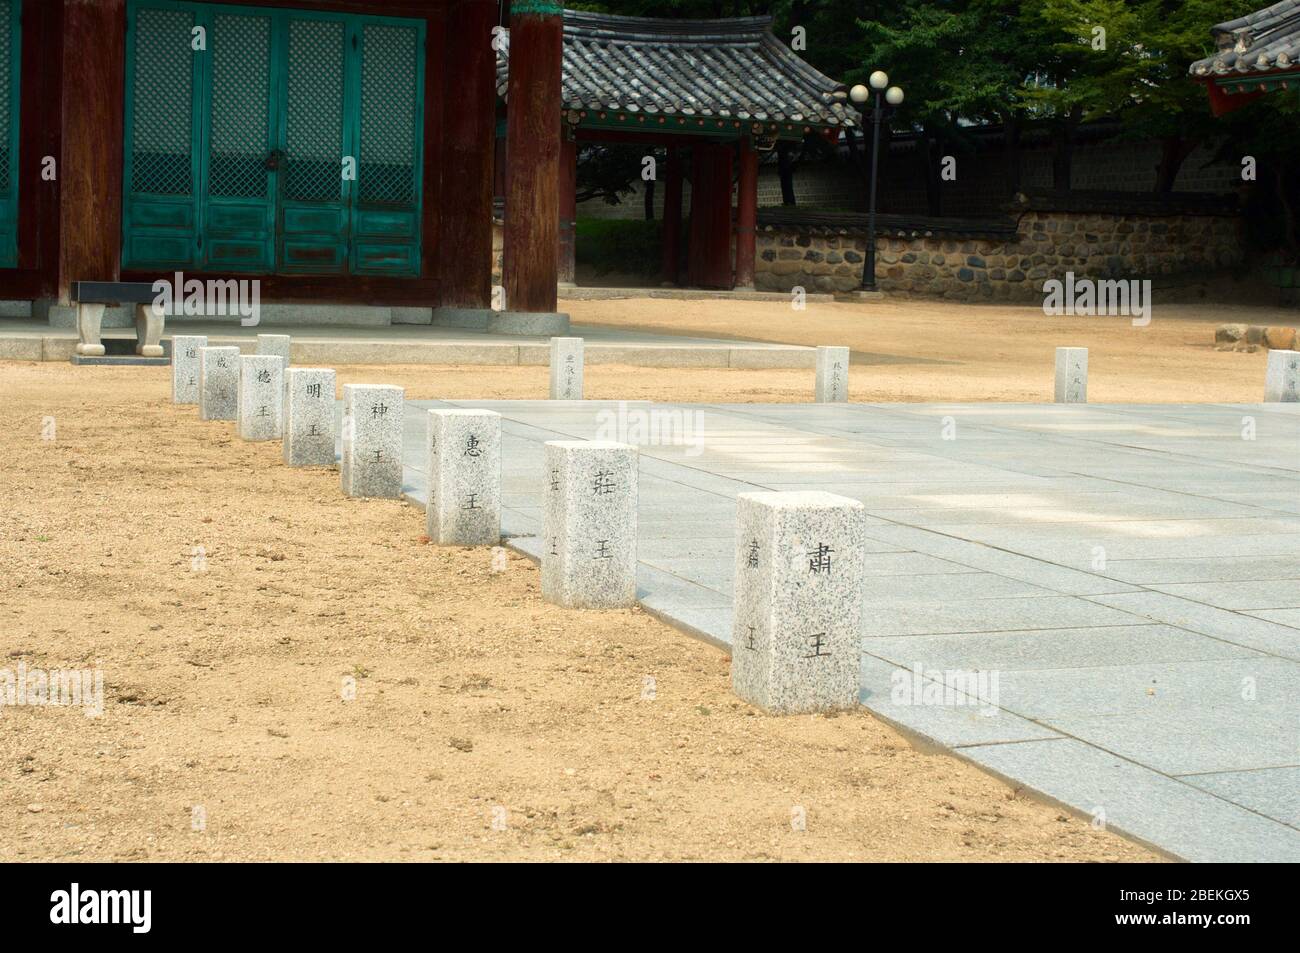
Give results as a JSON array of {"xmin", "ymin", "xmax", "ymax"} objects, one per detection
[
  {"xmin": 1190, "ymin": 0, "xmax": 1300, "ymax": 76},
  {"xmin": 496, "ymin": 10, "xmax": 857, "ymax": 130}
]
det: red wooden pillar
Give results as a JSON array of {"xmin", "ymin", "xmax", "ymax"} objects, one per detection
[
  {"xmin": 502, "ymin": 1, "xmax": 564, "ymax": 314},
  {"xmin": 436, "ymin": 0, "xmax": 499, "ymax": 310},
  {"xmin": 660, "ymin": 145, "xmax": 681, "ymax": 285},
  {"xmin": 735, "ymin": 136, "xmax": 758, "ymax": 289},
  {"xmin": 687, "ymin": 144, "xmax": 733, "ymax": 289},
  {"xmin": 557, "ymin": 129, "xmax": 576, "ymax": 285},
  {"xmin": 57, "ymin": 0, "xmax": 125, "ymax": 303}
]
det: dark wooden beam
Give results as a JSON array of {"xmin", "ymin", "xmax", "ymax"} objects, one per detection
[
  {"xmin": 3, "ymin": 0, "xmax": 62, "ymax": 299},
  {"xmin": 687, "ymin": 144, "xmax": 733, "ymax": 290},
  {"xmin": 502, "ymin": 3, "xmax": 563, "ymax": 313},
  {"xmin": 435, "ymin": 0, "xmax": 496, "ymax": 308},
  {"xmin": 56, "ymin": 0, "xmax": 126, "ymax": 303}
]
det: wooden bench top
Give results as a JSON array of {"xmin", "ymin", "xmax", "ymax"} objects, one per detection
[{"xmin": 70, "ymin": 281, "xmax": 161, "ymax": 305}]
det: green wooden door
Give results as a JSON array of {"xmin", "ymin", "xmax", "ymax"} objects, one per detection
[
  {"xmin": 0, "ymin": 0, "xmax": 22, "ymax": 270},
  {"xmin": 203, "ymin": 8, "xmax": 276, "ymax": 271},
  {"xmin": 123, "ymin": 1, "xmax": 423, "ymax": 277}
]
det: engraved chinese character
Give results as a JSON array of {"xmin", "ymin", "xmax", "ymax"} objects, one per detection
[
  {"xmin": 808, "ymin": 543, "xmax": 833, "ymax": 575},
  {"xmin": 594, "ymin": 539, "xmax": 612, "ymax": 560},
  {"xmin": 306, "ymin": 382, "xmax": 321, "ymax": 398},
  {"xmin": 803, "ymin": 633, "xmax": 830, "ymax": 658},
  {"xmin": 256, "ymin": 369, "xmax": 271, "ymax": 384},
  {"xmin": 372, "ymin": 402, "xmax": 388, "ymax": 418},
  {"xmin": 746, "ymin": 540, "xmax": 760, "ymax": 568},
  {"xmin": 464, "ymin": 434, "xmax": 482, "ymax": 457},
  {"xmin": 592, "ymin": 470, "xmax": 616, "ymax": 495},
  {"xmin": 463, "ymin": 492, "xmax": 481, "ymax": 510}
]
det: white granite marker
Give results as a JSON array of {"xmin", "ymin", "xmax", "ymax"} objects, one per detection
[
  {"xmin": 549, "ymin": 337, "xmax": 584, "ymax": 400},
  {"xmin": 542, "ymin": 440, "xmax": 637, "ymax": 608},
  {"xmin": 237, "ymin": 355, "xmax": 285, "ymax": 441},
  {"xmin": 198, "ymin": 346, "xmax": 239, "ymax": 421},
  {"xmin": 426, "ymin": 409, "xmax": 501, "ymax": 545},
  {"xmin": 171, "ymin": 335, "xmax": 208, "ymax": 404},
  {"xmin": 732, "ymin": 491, "xmax": 866, "ymax": 714},
  {"xmin": 283, "ymin": 368, "xmax": 337, "ymax": 466},
  {"xmin": 341, "ymin": 384, "xmax": 404, "ymax": 498},
  {"xmin": 1054, "ymin": 347, "xmax": 1088, "ymax": 403},
  {"xmin": 1264, "ymin": 349, "xmax": 1299, "ymax": 402},
  {"xmin": 256, "ymin": 334, "xmax": 291, "ymax": 365},
  {"xmin": 815, "ymin": 346, "xmax": 850, "ymax": 402}
]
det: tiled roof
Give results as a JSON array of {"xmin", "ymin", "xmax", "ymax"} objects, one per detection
[
  {"xmin": 1189, "ymin": 0, "xmax": 1300, "ymax": 76},
  {"xmin": 496, "ymin": 10, "xmax": 857, "ymax": 130}
]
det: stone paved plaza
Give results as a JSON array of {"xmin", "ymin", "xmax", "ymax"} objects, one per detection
[{"xmin": 378, "ymin": 397, "xmax": 1299, "ymax": 861}]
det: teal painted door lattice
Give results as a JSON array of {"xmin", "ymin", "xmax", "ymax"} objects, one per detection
[{"xmin": 123, "ymin": 0, "xmax": 425, "ymax": 276}]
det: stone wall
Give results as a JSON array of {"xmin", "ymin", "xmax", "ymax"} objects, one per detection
[{"xmin": 754, "ymin": 203, "xmax": 1243, "ymax": 300}]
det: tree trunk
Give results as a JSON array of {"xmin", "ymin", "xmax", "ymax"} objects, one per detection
[
  {"xmin": 1154, "ymin": 135, "xmax": 1197, "ymax": 193},
  {"xmin": 777, "ymin": 140, "xmax": 798, "ymax": 205}
]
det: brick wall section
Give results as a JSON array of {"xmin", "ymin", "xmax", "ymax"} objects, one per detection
[{"xmin": 754, "ymin": 210, "xmax": 1243, "ymax": 300}]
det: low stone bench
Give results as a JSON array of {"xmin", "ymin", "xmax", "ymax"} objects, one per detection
[{"xmin": 70, "ymin": 281, "xmax": 165, "ymax": 358}]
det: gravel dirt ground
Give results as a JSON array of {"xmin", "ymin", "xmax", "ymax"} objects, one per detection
[
  {"xmin": 0, "ymin": 359, "xmax": 1160, "ymax": 862},
  {"xmin": 562, "ymin": 296, "xmax": 1285, "ymax": 404}
]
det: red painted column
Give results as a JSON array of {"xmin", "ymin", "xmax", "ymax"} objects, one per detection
[
  {"xmin": 502, "ymin": 2, "xmax": 564, "ymax": 313},
  {"xmin": 660, "ymin": 145, "xmax": 681, "ymax": 285},
  {"xmin": 57, "ymin": 0, "xmax": 125, "ymax": 302},
  {"xmin": 436, "ymin": 0, "xmax": 499, "ymax": 309},
  {"xmin": 687, "ymin": 144, "xmax": 732, "ymax": 289},
  {"xmin": 557, "ymin": 130, "xmax": 577, "ymax": 285},
  {"xmin": 735, "ymin": 136, "xmax": 758, "ymax": 290}
]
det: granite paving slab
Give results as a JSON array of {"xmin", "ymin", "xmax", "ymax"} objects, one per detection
[{"xmin": 385, "ymin": 399, "xmax": 1299, "ymax": 860}]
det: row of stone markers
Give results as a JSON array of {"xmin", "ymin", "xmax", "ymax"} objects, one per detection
[
  {"xmin": 174, "ymin": 334, "xmax": 340, "ymax": 470},
  {"xmin": 172, "ymin": 334, "xmax": 865, "ymax": 714},
  {"xmin": 1052, "ymin": 346, "xmax": 1300, "ymax": 403}
]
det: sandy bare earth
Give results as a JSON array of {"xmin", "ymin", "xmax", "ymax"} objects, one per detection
[
  {"xmin": 0, "ymin": 361, "xmax": 1160, "ymax": 862},
  {"xmin": 565, "ymin": 296, "xmax": 1288, "ymax": 404}
]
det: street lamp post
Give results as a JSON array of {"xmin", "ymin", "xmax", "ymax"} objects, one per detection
[{"xmin": 849, "ymin": 73, "xmax": 904, "ymax": 292}]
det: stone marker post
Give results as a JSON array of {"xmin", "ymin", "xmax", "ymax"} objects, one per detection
[
  {"xmin": 198, "ymin": 346, "xmax": 240, "ymax": 421},
  {"xmin": 1054, "ymin": 347, "xmax": 1088, "ymax": 403},
  {"xmin": 256, "ymin": 334, "xmax": 291, "ymax": 365},
  {"xmin": 815, "ymin": 346, "xmax": 850, "ymax": 403},
  {"xmin": 732, "ymin": 490, "xmax": 866, "ymax": 714},
  {"xmin": 549, "ymin": 336, "xmax": 584, "ymax": 399},
  {"xmin": 341, "ymin": 384, "xmax": 404, "ymax": 498},
  {"xmin": 237, "ymin": 355, "xmax": 285, "ymax": 440},
  {"xmin": 283, "ymin": 368, "xmax": 337, "ymax": 466},
  {"xmin": 171, "ymin": 335, "xmax": 208, "ymax": 404},
  {"xmin": 1264, "ymin": 349, "xmax": 1299, "ymax": 402},
  {"xmin": 542, "ymin": 440, "xmax": 637, "ymax": 608},
  {"xmin": 426, "ymin": 409, "xmax": 501, "ymax": 545}
]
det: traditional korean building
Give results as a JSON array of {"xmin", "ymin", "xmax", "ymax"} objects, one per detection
[
  {"xmin": 495, "ymin": 11, "xmax": 857, "ymax": 290},
  {"xmin": 0, "ymin": 2, "xmax": 855, "ymax": 332},
  {"xmin": 1190, "ymin": 0, "xmax": 1300, "ymax": 113}
]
